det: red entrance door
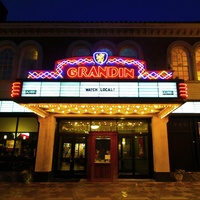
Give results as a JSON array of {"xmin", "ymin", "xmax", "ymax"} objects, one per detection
[{"xmin": 88, "ymin": 132, "xmax": 118, "ymax": 182}]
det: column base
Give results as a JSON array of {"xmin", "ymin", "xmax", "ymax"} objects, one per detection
[
  {"xmin": 154, "ymin": 172, "xmax": 170, "ymax": 182},
  {"xmin": 33, "ymin": 171, "xmax": 53, "ymax": 182}
]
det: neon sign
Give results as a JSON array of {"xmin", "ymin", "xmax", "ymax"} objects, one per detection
[
  {"xmin": 27, "ymin": 52, "xmax": 173, "ymax": 80},
  {"xmin": 67, "ymin": 66, "xmax": 134, "ymax": 79}
]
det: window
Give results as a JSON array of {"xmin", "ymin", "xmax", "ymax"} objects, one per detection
[
  {"xmin": 72, "ymin": 46, "xmax": 90, "ymax": 56},
  {"xmin": 195, "ymin": 48, "xmax": 200, "ymax": 80},
  {"xmin": 93, "ymin": 40, "xmax": 115, "ymax": 56},
  {"xmin": 19, "ymin": 47, "xmax": 38, "ymax": 78},
  {"xmin": 96, "ymin": 47, "xmax": 113, "ymax": 56},
  {"xmin": 171, "ymin": 47, "xmax": 189, "ymax": 80},
  {"xmin": 95, "ymin": 138, "xmax": 110, "ymax": 163},
  {"xmin": 119, "ymin": 47, "xmax": 138, "ymax": 58},
  {"xmin": 66, "ymin": 40, "xmax": 92, "ymax": 57},
  {"xmin": 0, "ymin": 117, "xmax": 38, "ymax": 171},
  {"xmin": 0, "ymin": 48, "xmax": 14, "ymax": 79},
  {"xmin": 117, "ymin": 40, "xmax": 143, "ymax": 59}
]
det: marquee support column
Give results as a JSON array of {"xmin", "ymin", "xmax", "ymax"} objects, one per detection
[
  {"xmin": 34, "ymin": 115, "xmax": 56, "ymax": 181},
  {"xmin": 152, "ymin": 116, "xmax": 170, "ymax": 181}
]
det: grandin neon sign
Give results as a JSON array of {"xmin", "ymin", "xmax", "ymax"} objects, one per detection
[{"xmin": 27, "ymin": 52, "xmax": 173, "ymax": 80}]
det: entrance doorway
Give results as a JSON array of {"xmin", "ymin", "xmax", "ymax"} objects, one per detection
[
  {"xmin": 55, "ymin": 118, "xmax": 152, "ymax": 180},
  {"xmin": 118, "ymin": 134, "xmax": 152, "ymax": 178},
  {"xmin": 88, "ymin": 131, "xmax": 118, "ymax": 182},
  {"xmin": 56, "ymin": 134, "xmax": 87, "ymax": 178}
]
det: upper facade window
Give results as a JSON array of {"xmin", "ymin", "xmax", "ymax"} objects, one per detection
[
  {"xmin": 66, "ymin": 40, "xmax": 92, "ymax": 57},
  {"xmin": 67, "ymin": 40, "xmax": 143, "ymax": 59},
  {"xmin": 96, "ymin": 47, "xmax": 113, "ymax": 56},
  {"xmin": 119, "ymin": 47, "xmax": 138, "ymax": 58},
  {"xmin": 117, "ymin": 41, "xmax": 143, "ymax": 60},
  {"xmin": 94, "ymin": 41, "xmax": 115, "ymax": 56},
  {"xmin": 0, "ymin": 48, "xmax": 14, "ymax": 80},
  {"xmin": 171, "ymin": 47, "xmax": 189, "ymax": 80},
  {"xmin": 19, "ymin": 47, "xmax": 38, "ymax": 78},
  {"xmin": 72, "ymin": 46, "xmax": 90, "ymax": 57},
  {"xmin": 195, "ymin": 47, "xmax": 200, "ymax": 81}
]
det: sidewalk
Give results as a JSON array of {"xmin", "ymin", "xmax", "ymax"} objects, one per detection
[{"xmin": 0, "ymin": 179, "xmax": 200, "ymax": 200}]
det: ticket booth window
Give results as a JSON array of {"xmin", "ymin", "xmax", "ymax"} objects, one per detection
[
  {"xmin": 95, "ymin": 138, "xmax": 110, "ymax": 163},
  {"xmin": 88, "ymin": 132, "xmax": 118, "ymax": 182}
]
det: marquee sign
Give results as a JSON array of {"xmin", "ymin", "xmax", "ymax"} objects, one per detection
[
  {"xmin": 11, "ymin": 52, "xmax": 188, "ymax": 100},
  {"xmin": 27, "ymin": 52, "xmax": 173, "ymax": 80},
  {"xmin": 11, "ymin": 80, "xmax": 188, "ymax": 99}
]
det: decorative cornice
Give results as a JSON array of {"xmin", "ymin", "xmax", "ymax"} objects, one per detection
[{"xmin": 1, "ymin": 22, "xmax": 200, "ymax": 37}]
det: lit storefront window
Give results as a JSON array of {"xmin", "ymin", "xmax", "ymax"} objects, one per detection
[{"xmin": 0, "ymin": 117, "xmax": 38, "ymax": 171}]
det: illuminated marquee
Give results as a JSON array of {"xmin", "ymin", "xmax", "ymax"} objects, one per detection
[
  {"xmin": 11, "ymin": 81, "xmax": 188, "ymax": 100},
  {"xmin": 27, "ymin": 52, "xmax": 173, "ymax": 80}
]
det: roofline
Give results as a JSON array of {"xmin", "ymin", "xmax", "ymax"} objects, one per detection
[{"xmin": 1, "ymin": 21, "xmax": 200, "ymax": 38}]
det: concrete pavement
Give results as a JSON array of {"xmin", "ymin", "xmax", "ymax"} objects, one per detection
[{"xmin": 0, "ymin": 179, "xmax": 200, "ymax": 200}]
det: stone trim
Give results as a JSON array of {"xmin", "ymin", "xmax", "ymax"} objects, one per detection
[{"xmin": 1, "ymin": 22, "xmax": 200, "ymax": 37}]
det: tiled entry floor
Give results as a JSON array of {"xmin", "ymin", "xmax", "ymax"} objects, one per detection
[{"xmin": 0, "ymin": 180, "xmax": 200, "ymax": 200}]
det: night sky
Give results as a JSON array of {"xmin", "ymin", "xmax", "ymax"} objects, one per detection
[{"xmin": 2, "ymin": 0, "xmax": 200, "ymax": 22}]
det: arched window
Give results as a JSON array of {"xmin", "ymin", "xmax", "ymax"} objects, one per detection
[
  {"xmin": 119, "ymin": 47, "xmax": 138, "ymax": 58},
  {"xmin": 19, "ymin": 47, "xmax": 38, "ymax": 78},
  {"xmin": 96, "ymin": 47, "xmax": 113, "ymax": 56},
  {"xmin": 66, "ymin": 40, "xmax": 92, "ymax": 57},
  {"xmin": 72, "ymin": 46, "xmax": 90, "ymax": 56},
  {"xmin": 195, "ymin": 47, "xmax": 200, "ymax": 81},
  {"xmin": 94, "ymin": 41, "xmax": 115, "ymax": 56},
  {"xmin": 0, "ymin": 48, "xmax": 14, "ymax": 80},
  {"xmin": 171, "ymin": 47, "xmax": 189, "ymax": 80},
  {"xmin": 117, "ymin": 40, "xmax": 143, "ymax": 59}
]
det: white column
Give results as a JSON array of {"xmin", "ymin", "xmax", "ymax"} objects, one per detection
[
  {"xmin": 152, "ymin": 116, "xmax": 170, "ymax": 172},
  {"xmin": 35, "ymin": 115, "xmax": 56, "ymax": 172}
]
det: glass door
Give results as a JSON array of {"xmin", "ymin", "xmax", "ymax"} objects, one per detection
[
  {"xmin": 57, "ymin": 135, "xmax": 86, "ymax": 178},
  {"xmin": 134, "ymin": 135, "xmax": 150, "ymax": 177},
  {"xmin": 118, "ymin": 137, "xmax": 133, "ymax": 175},
  {"xmin": 118, "ymin": 135, "xmax": 152, "ymax": 178}
]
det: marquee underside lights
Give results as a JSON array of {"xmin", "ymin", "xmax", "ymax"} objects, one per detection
[
  {"xmin": 20, "ymin": 103, "xmax": 181, "ymax": 119},
  {"xmin": 27, "ymin": 52, "xmax": 173, "ymax": 80}
]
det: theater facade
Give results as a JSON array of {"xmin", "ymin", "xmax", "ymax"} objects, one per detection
[
  {"xmin": 1, "ymin": 21, "xmax": 200, "ymax": 182},
  {"xmin": 11, "ymin": 51, "xmax": 187, "ymax": 182}
]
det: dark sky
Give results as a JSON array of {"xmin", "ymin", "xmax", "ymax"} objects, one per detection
[{"xmin": 2, "ymin": 0, "xmax": 200, "ymax": 22}]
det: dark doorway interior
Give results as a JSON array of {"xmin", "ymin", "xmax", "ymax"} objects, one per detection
[
  {"xmin": 118, "ymin": 134, "xmax": 153, "ymax": 178},
  {"xmin": 55, "ymin": 134, "xmax": 87, "ymax": 179}
]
